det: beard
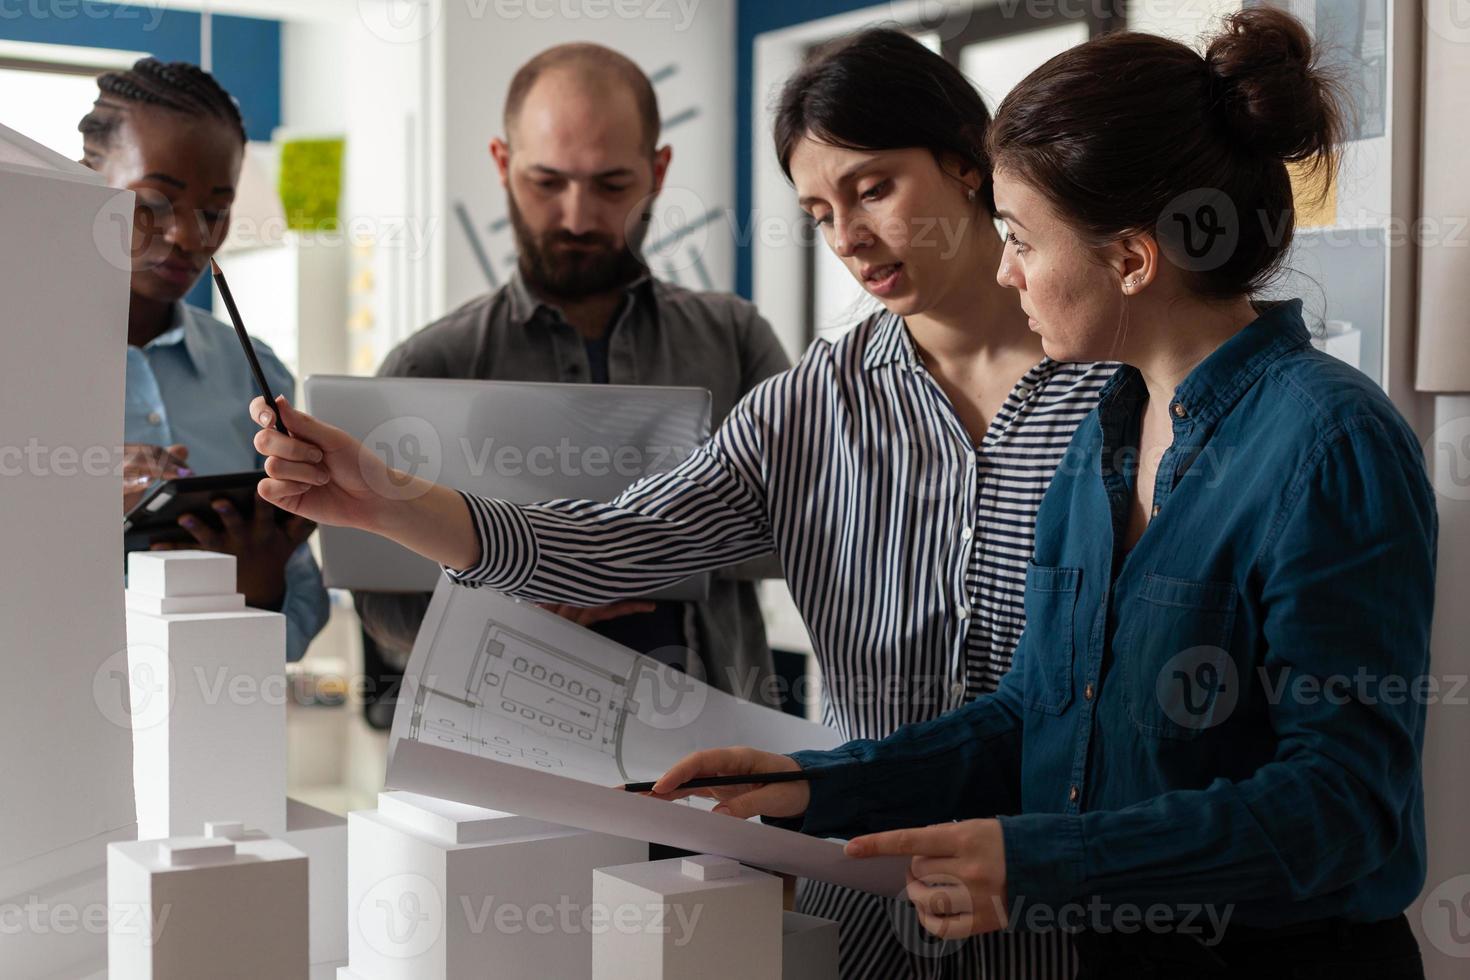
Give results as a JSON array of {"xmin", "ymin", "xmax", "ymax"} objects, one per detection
[{"xmin": 508, "ymin": 191, "xmax": 652, "ymax": 302}]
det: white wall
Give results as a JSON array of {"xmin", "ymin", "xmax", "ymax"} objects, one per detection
[
  {"xmin": 439, "ymin": 0, "xmax": 737, "ymax": 311},
  {"xmin": 338, "ymin": 4, "xmax": 446, "ymax": 366},
  {"xmin": 280, "ymin": 19, "xmax": 348, "ymax": 134}
]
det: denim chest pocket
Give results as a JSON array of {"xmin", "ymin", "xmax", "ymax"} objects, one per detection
[
  {"xmin": 1021, "ymin": 563, "xmax": 1081, "ymax": 715},
  {"xmin": 1117, "ymin": 573, "xmax": 1242, "ymax": 740}
]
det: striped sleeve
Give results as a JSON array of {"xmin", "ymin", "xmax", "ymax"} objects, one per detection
[{"xmin": 444, "ymin": 381, "xmax": 783, "ymax": 604}]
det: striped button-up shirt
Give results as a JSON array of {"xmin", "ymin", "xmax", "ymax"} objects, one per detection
[
  {"xmin": 449, "ymin": 310, "xmax": 1114, "ymax": 979},
  {"xmin": 451, "ymin": 311, "xmax": 1113, "ymax": 738}
]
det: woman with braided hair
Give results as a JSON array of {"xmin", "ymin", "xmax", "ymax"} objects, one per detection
[{"xmin": 84, "ymin": 58, "xmax": 328, "ymax": 662}]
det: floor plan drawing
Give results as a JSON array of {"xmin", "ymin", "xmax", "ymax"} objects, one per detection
[{"xmin": 392, "ymin": 579, "xmax": 836, "ymax": 788}]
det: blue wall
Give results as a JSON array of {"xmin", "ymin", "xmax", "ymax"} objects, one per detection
[
  {"xmin": 0, "ymin": 1, "xmax": 281, "ymax": 307},
  {"xmin": 0, "ymin": 2, "xmax": 281, "ymax": 140},
  {"xmin": 734, "ymin": 0, "xmax": 878, "ymax": 299}
]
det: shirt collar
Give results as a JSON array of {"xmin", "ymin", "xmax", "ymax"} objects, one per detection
[
  {"xmin": 1099, "ymin": 298, "xmax": 1310, "ymax": 428},
  {"xmin": 505, "ymin": 268, "xmax": 656, "ymax": 328},
  {"xmin": 139, "ymin": 302, "xmax": 214, "ymax": 376},
  {"xmin": 862, "ymin": 311, "xmax": 923, "ymax": 371}
]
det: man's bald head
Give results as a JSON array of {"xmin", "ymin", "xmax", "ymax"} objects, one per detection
[{"xmin": 504, "ymin": 43, "xmax": 660, "ymax": 157}]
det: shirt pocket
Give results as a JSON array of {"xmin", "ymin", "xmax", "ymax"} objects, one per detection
[
  {"xmin": 1117, "ymin": 573, "xmax": 1241, "ymax": 741},
  {"xmin": 1021, "ymin": 563, "xmax": 1081, "ymax": 715}
]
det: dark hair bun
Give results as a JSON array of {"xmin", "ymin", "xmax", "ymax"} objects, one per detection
[{"xmin": 1204, "ymin": 7, "xmax": 1343, "ymax": 164}]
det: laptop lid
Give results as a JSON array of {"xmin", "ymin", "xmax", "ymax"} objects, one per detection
[{"xmin": 303, "ymin": 375, "xmax": 713, "ymax": 601}]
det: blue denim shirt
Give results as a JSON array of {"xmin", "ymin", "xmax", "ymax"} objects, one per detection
[
  {"xmin": 126, "ymin": 302, "xmax": 329, "ymax": 662},
  {"xmin": 789, "ymin": 300, "xmax": 1437, "ymax": 928}
]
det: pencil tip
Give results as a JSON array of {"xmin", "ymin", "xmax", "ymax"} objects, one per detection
[{"xmin": 210, "ymin": 258, "xmax": 222, "ymax": 275}]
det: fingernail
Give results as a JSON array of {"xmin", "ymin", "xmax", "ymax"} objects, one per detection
[
  {"xmin": 258, "ymin": 412, "xmax": 272, "ymax": 426},
  {"xmin": 178, "ymin": 467, "xmax": 193, "ymax": 477},
  {"xmin": 179, "ymin": 517, "xmax": 197, "ymax": 528},
  {"xmin": 211, "ymin": 501, "xmax": 228, "ymax": 512},
  {"xmin": 311, "ymin": 450, "xmax": 323, "ymax": 463}
]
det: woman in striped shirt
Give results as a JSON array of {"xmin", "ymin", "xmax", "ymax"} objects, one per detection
[{"xmin": 251, "ymin": 29, "xmax": 1110, "ymax": 980}]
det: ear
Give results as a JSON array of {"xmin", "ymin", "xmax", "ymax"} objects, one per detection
[
  {"xmin": 935, "ymin": 151, "xmax": 983, "ymax": 199},
  {"xmin": 651, "ymin": 144, "xmax": 673, "ymax": 193},
  {"xmin": 489, "ymin": 138, "xmax": 511, "ymax": 186},
  {"xmin": 1104, "ymin": 232, "xmax": 1159, "ymax": 294}
]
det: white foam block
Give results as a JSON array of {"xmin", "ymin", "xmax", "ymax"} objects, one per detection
[
  {"xmin": 1, "ymin": 128, "xmax": 136, "ymax": 902},
  {"xmin": 376, "ymin": 790, "xmax": 562, "ymax": 845},
  {"xmin": 204, "ymin": 821, "xmax": 248, "ymax": 841},
  {"xmin": 680, "ymin": 854, "xmax": 740, "ymax": 881},
  {"xmin": 284, "ymin": 798, "xmax": 349, "ymax": 965},
  {"xmin": 127, "ymin": 551, "xmax": 238, "ymax": 599},
  {"xmin": 781, "ymin": 911, "xmax": 839, "ymax": 980},
  {"xmin": 0, "ymin": 826, "xmax": 133, "ymax": 980},
  {"xmin": 108, "ymin": 831, "xmax": 308, "ymax": 979},
  {"xmin": 126, "ymin": 607, "xmax": 287, "ymax": 839},
  {"xmin": 344, "ymin": 797, "xmax": 645, "ymax": 980},
  {"xmin": 157, "ymin": 839, "xmax": 237, "ymax": 867},
  {"xmin": 126, "ymin": 591, "xmax": 246, "ymax": 616},
  {"xmin": 592, "ymin": 857, "xmax": 783, "ymax": 980}
]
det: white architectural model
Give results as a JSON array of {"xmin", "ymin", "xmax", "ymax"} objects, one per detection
[
  {"xmin": 108, "ymin": 821, "xmax": 309, "ymax": 979},
  {"xmin": 781, "ymin": 911, "xmax": 840, "ymax": 980},
  {"xmin": 0, "ymin": 122, "xmax": 138, "ymax": 979},
  {"xmin": 339, "ymin": 790, "xmax": 645, "ymax": 980},
  {"xmin": 285, "ymin": 798, "xmax": 350, "ymax": 968},
  {"xmin": 125, "ymin": 550, "xmax": 288, "ymax": 839},
  {"xmin": 591, "ymin": 855, "xmax": 783, "ymax": 980}
]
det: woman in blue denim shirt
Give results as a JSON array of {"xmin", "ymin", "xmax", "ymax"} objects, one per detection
[{"xmin": 653, "ymin": 10, "xmax": 1436, "ymax": 978}]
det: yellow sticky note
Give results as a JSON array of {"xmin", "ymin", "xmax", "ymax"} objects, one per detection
[{"xmin": 1289, "ymin": 157, "xmax": 1337, "ymax": 229}]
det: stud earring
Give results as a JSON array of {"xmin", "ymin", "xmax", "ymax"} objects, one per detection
[{"xmin": 966, "ymin": 187, "xmax": 978, "ymax": 203}]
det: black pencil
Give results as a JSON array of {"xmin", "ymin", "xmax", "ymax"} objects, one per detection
[
  {"xmin": 211, "ymin": 258, "xmax": 290, "ymax": 436},
  {"xmin": 623, "ymin": 770, "xmax": 823, "ymax": 793}
]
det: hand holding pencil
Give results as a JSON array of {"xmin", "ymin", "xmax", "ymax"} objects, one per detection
[{"xmin": 642, "ymin": 747, "xmax": 811, "ymax": 820}]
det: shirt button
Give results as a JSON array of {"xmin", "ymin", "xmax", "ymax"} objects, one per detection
[
  {"xmin": 147, "ymin": 411, "xmax": 162, "ymax": 425},
  {"xmin": 950, "ymin": 681, "xmax": 965, "ymax": 701},
  {"xmin": 961, "ymin": 526, "xmax": 973, "ymax": 541},
  {"xmin": 1084, "ymin": 682, "xmax": 1095, "ymax": 701},
  {"xmin": 957, "ymin": 605, "xmax": 970, "ymax": 620},
  {"xmin": 1069, "ymin": 785, "xmax": 1080, "ymax": 803},
  {"xmin": 1150, "ymin": 504, "xmax": 1161, "ymax": 518},
  {"xmin": 1171, "ymin": 402, "xmax": 1188, "ymax": 419}
]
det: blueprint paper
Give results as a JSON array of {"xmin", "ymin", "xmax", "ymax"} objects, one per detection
[
  {"xmin": 388, "ymin": 578, "xmax": 844, "ymax": 783},
  {"xmin": 385, "ymin": 579, "xmax": 909, "ymax": 896}
]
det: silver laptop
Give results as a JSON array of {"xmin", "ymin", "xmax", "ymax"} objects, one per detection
[{"xmin": 303, "ymin": 375, "xmax": 713, "ymax": 600}]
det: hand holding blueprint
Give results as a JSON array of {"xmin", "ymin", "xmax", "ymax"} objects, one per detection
[{"xmin": 385, "ymin": 577, "xmax": 909, "ymax": 895}]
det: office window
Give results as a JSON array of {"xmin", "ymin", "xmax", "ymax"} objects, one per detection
[{"xmin": 0, "ymin": 66, "xmax": 101, "ymax": 161}]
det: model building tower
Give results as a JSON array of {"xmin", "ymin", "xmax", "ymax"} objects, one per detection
[
  {"xmin": 108, "ymin": 821, "xmax": 309, "ymax": 979},
  {"xmin": 592, "ymin": 855, "xmax": 783, "ymax": 980},
  {"xmin": 125, "ymin": 550, "xmax": 288, "ymax": 839},
  {"xmin": 340, "ymin": 791, "xmax": 645, "ymax": 980},
  {"xmin": 0, "ymin": 121, "xmax": 139, "ymax": 978}
]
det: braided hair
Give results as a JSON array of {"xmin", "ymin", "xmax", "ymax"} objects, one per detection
[{"xmin": 79, "ymin": 57, "xmax": 246, "ymax": 154}]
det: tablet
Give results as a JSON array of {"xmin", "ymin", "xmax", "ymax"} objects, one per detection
[{"xmin": 123, "ymin": 470, "xmax": 279, "ymax": 550}]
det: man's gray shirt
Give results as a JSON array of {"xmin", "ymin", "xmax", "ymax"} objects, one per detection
[{"xmin": 352, "ymin": 271, "xmax": 792, "ymax": 701}]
